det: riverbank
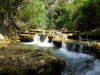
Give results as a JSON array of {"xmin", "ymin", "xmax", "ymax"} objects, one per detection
[{"xmin": 0, "ymin": 38, "xmax": 20, "ymax": 50}]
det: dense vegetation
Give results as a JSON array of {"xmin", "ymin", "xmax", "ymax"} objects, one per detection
[{"xmin": 0, "ymin": 0, "xmax": 100, "ymax": 35}]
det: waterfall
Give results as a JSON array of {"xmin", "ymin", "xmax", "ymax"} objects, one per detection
[
  {"xmin": 66, "ymin": 34, "xmax": 68, "ymax": 40},
  {"xmin": 20, "ymin": 32, "xmax": 100, "ymax": 75},
  {"xmin": 52, "ymin": 42, "xmax": 100, "ymax": 75},
  {"xmin": 66, "ymin": 43, "xmax": 84, "ymax": 53},
  {"xmin": 52, "ymin": 48, "xmax": 95, "ymax": 75},
  {"xmin": 44, "ymin": 36, "xmax": 49, "ymax": 43},
  {"xmin": 38, "ymin": 35, "xmax": 54, "ymax": 47},
  {"xmin": 79, "ymin": 35, "xmax": 83, "ymax": 40},
  {"xmin": 21, "ymin": 34, "xmax": 41, "ymax": 45},
  {"xmin": 34, "ymin": 34, "xmax": 41, "ymax": 43},
  {"xmin": 72, "ymin": 45, "xmax": 76, "ymax": 52},
  {"xmin": 62, "ymin": 42, "xmax": 66, "ymax": 49},
  {"xmin": 22, "ymin": 34, "xmax": 54, "ymax": 47},
  {"xmin": 79, "ymin": 44, "xmax": 83, "ymax": 53}
]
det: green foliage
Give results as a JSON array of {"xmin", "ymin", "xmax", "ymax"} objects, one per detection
[
  {"xmin": 65, "ymin": 0, "xmax": 100, "ymax": 31},
  {"xmin": 18, "ymin": 0, "xmax": 48, "ymax": 30},
  {"xmin": 1, "ymin": 0, "xmax": 100, "ymax": 33},
  {"xmin": 52, "ymin": 0, "xmax": 69, "ymax": 29}
]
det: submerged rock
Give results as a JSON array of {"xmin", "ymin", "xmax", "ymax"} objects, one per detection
[{"xmin": 0, "ymin": 49, "xmax": 66, "ymax": 75}]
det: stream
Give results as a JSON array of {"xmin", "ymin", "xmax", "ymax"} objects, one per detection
[{"xmin": 20, "ymin": 33, "xmax": 100, "ymax": 75}]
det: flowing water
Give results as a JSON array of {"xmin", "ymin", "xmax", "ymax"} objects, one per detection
[{"xmin": 13, "ymin": 34, "xmax": 100, "ymax": 75}]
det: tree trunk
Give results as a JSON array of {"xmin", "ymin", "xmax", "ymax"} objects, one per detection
[
  {"xmin": 1, "ymin": 13, "xmax": 11, "ymax": 35},
  {"xmin": 0, "ymin": 0, "xmax": 28, "ymax": 35}
]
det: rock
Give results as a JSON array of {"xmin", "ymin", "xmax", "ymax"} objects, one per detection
[
  {"xmin": 19, "ymin": 34, "xmax": 34, "ymax": 42},
  {"xmin": 83, "ymin": 42, "xmax": 100, "ymax": 58},
  {"xmin": 0, "ymin": 34, "xmax": 4, "ymax": 40},
  {"xmin": 65, "ymin": 41, "xmax": 100, "ymax": 59},
  {"xmin": 48, "ymin": 34, "xmax": 67, "ymax": 47},
  {"xmin": 0, "ymin": 49, "xmax": 66, "ymax": 75}
]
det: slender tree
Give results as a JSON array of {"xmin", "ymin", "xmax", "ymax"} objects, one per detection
[{"xmin": 0, "ymin": 0, "xmax": 28, "ymax": 35}]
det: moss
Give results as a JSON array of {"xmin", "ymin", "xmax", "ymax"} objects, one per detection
[
  {"xmin": 19, "ymin": 34, "xmax": 34, "ymax": 42},
  {"xmin": 0, "ymin": 47, "xmax": 66, "ymax": 75}
]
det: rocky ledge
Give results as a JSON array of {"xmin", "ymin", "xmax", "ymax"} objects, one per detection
[
  {"xmin": 65, "ymin": 41, "xmax": 100, "ymax": 59},
  {"xmin": 0, "ymin": 48, "xmax": 66, "ymax": 75}
]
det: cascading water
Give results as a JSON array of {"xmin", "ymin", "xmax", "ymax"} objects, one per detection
[
  {"xmin": 55, "ymin": 41, "xmax": 100, "ymax": 75},
  {"xmin": 21, "ymin": 34, "xmax": 100, "ymax": 75},
  {"xmin": 79, "ymin": 44, "xmax": 83, "ymax": 53},
  {"xmin": 38, "ymin": 36, "xmax": 54, "ymax": 47},
  {"xmin": 44, "ymin": 36, "xmax": 49, "ymax": 43},
  {"xmin": 79, "ymin": 35, "xmax": 83, "ymax": 40},
  {"xmin": 62, "ymin": 42, "xmax": 66, "ymax": 49},
  {"xmin": 34, "ymin": 34, "xmax": 41, "ymax": 43},
  {"xmin": 72, "ymin": 44, "xmax": 76, "ymax": 52},
  {"xmin": 22, "ymin": 33, "xmax": 54, "ymax": 47},
  {"xmin": 21, "ymin": 34, "xmax": 41, "ymax": 45}
]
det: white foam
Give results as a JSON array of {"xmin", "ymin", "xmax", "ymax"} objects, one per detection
[
  {"xmin": 57, "ymin": 48, "xmax": 93, "ymax": 59},
  {"xmin": 22, "ymin": 34, "xmax": 54, "ymax": 47}
]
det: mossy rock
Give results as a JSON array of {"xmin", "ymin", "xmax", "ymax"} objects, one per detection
[
  {"xmin": 48, "ymin": 34, "xmax": 67, "ymax": 47},
  {"xmin": 19, "ymin": 34, "xmax": 34, "ymax": 42},
  {"xmin": 82, "ymin": 42, "xmax": 100, "ymax": 58},
  {"xmin": 0, "ymin": 49, "xmax": 66, "ymax": 75},
  {"xmin": 50, "ymin": 34, "xmax": 67, "ymax": 42}
]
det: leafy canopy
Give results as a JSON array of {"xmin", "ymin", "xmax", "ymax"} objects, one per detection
[{"xmin": 18, "ymin": 0, "xmax": 48, "ymax": 30}]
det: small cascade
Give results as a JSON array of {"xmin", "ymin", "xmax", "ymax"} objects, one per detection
[
  {"xmin": 52, "ymin": 48, "xmax": 95, "ymax": 75},
  {"xmin": 20, "ymin": 31, "xmax": 100, "ymax": 75},
  {"xmin": 61, "ymin": 58, "xmax": 94, "ymax": 75},
  {"xmin": 66, "ymin": 43, "xmax": 84, "ymax": 53},
  {"xmin": 79, "ymin": 44, "xmax": 83, "ymax": 53},
  {"xmin": 72, "ymin": 44, "xmax": 76, "ymax": 52},
  {"xmin": 34, "ymin": 34, "xmax": 41, "ymax": 43},
  {"xmin": 79, "ymin": 35, "xmax": 83, "ymax": 40},
  {"xmin": 22, "ymin": 34, "xmax": 54, "ymax": 47},
  {"xmin": 44, "ymin": 36, "xmax": 49, "ymax": 43},
  {"xmin": 62, "ymin": 42, "xmax": 66, "ymax": 49},
  {"xmin": 66, "ymin": 34, "xmax": 68, "ymax": 41},
  {"xmin": 21, "ymin": 34, "xmax": 41, "ymax": 45},
  {"xmin": 38, "ymin": 35, "xmax": 54, "ymax": 47}
]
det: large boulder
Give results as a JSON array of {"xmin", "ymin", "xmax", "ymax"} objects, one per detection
[
  {"xmin": 48, "ymin": 34, "xmax": 67, "ymax": 47},
  {"xmin": 19, "ymin": 34, "xmax": 34, "ymax": 42},
  {"xmin": 0, "ymin": 48, "xmax": 66, "ymax": 75}
]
